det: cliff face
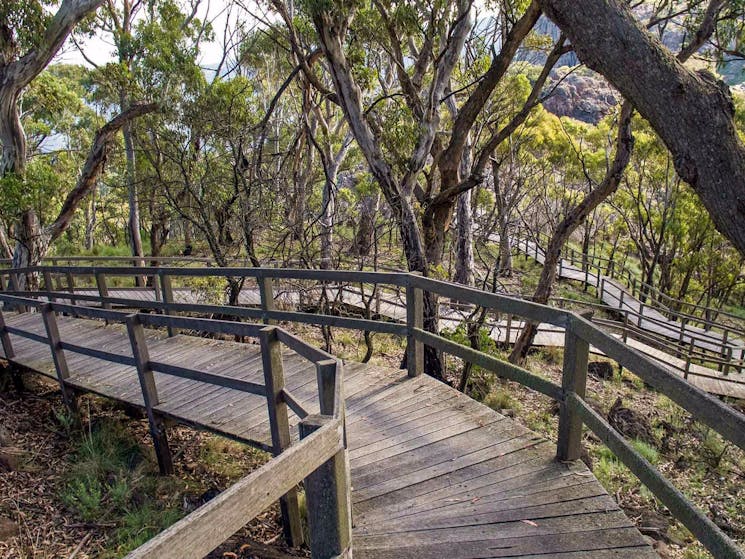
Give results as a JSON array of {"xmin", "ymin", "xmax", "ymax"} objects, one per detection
[
  {"xmin": 533, "ymin": 16, "xmax": 620, "ymax": 124},
  {"xmin": 542, "ymin": 69, "xmax": 620, "ymax": 124}
]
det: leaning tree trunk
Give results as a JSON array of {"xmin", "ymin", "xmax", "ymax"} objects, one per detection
[
  {"xmin": 320, "ymin": 176, "xmax": 335, "ymax": 270},
  {"xmin": 11, "ymin": 210, "xmax": 47, "ymax": 290},
  {"xmin": 123, "ymin": 117, "xmax": 146, "ymax": 286},
  {"xmin": 0, "ymin": 88, "xmax": 26, "ymax": 177},
  {"xmin": 509, "ymin": 102, "xmax": 634, "ymax": 363},
  {"xmin": 539, "ymin": 0, "xmax": 745, "ymax": 259},
  {"xmin": 11, "ymin": 104, "xmax": 157, "ymax": 289},
  {"xmin": 353, "ymin": 192, "xmax": 379, "ymax": 257},
  {"xmin": 498, "ymin": 222, "xmax": 513, "ymax": 277}
]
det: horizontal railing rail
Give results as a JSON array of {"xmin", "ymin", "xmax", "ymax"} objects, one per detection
[
  {"xmin": 2, "ymin": 265, "xmax": 744, "ymax": 557},
  {"xmin": 0, "ymin": 287, "xmax": 351, "ymax": 559}
]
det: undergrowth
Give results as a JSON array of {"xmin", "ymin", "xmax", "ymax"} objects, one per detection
[{"xmin": 58, "ymin": 419, "xmax": 190, "ymax": 557}]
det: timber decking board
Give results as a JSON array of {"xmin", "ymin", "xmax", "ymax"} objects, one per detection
[{"xmin": 0, "ymin": 311, "xmax": 658, "ymax": 558}]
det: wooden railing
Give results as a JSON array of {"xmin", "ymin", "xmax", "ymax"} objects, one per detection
[
  {"xmin": 2, "ymin": 265, "xmax": 745, "ymax": 558},
  {"xmin": 0, "ymin": 289, "xmax": 351, "ymax": 559},
  {"xmin": 512, "ymin": 231, "xmax": 745, "ymax": 365}
]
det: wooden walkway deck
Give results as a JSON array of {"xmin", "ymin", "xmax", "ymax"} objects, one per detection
[
  {"xmin": 1, "ymin": 311, "xmax": 656, "ymax": 558},
  {"xmin": 64, "ymin": 284, "xmax": 745, "ymax": 399},
  {"xmin": 513, "ymin": 235, "xmax": 745, "ymax": 358}
]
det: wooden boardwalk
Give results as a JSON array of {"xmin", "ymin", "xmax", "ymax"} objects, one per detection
[
  {"xmin": 513, "ymin": 235, "xmax": 745, "ymax": 358},
  {"xmin": 1, "ymin": 311, "xmax": 656, "ymax": 558},
  {"xmin": 63, "ymin": 284, "xmax": 745, "ymax": 399}
]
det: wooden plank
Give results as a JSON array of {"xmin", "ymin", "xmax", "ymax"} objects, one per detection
[
  {"xmin": 354, "ymin": 526, "xmax": 653, "ymax": 559},
  {"xmin": 126, "ymin": 314, "xmax": 174, "ymax": 475},
  {"xmin": 260, "ymin": 325, "xmax": 303, "ymax": 547},
  {"xmin": 351, "ymin": 416, "xmax": 503, "ymax": 470},
  {"xmin": 124, "ymin": 419, "xmax": 343, "ymax": 559}
]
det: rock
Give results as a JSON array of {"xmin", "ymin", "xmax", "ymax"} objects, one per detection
[
  {"xmin": 0, "ymin": 516, "xmax": 18, "ymax": 541},
  {"xmin": 0, "ymin": 447, "xmax": 27, "ymax": 472},
  {"xmin": 638, "ymin": 514, "xmax": 668, "ymax": 541},
  {"xmin": 607, "ymin": 397, "xmax": 655, "ymax": 444},
  {"xmin": 588, "ymin": 361, "xmax": 614, "ymax": 380}
]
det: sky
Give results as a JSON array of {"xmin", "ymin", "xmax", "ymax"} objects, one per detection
[{"xmin": 54, "ymin": 0, "xmax": 250, "ymax": 70}]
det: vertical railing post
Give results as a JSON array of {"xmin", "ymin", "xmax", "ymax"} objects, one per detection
[
  {"xmin": 299, "ymin": 416, "xmax": 352, "ymax": 559},
  {"xmin": 125, "ymin": 314, "xmax": 174, "ymax": 475},
  {"xmin": 159, "ymin": 272, "xmax": 176, "ymax": 337},
  {"xmin": 42, "ymin": 270, "xmax": 56, "ymax": 303},
  {"xmin": 406, "ymin": 275, "xmax": 424, "ymax": 378},
  {"xmin": 684, "ymin": 340, "xmax": 694, "ymax": 380},
  {"xmin": 557, "ymin": 317, "xmax": 590, "ymax": 462},
  {"xmin": 96, "ymin": 272, "xmax": 111, "ymax": 310},
  {"xmin": 258, "ymin": 274, "xmax": 276, "ymax": 325},
  {"xmin": 8, "ymin": 273, "xmax": 26, "ymax": 313},
  {"xmin": 41, "ymin": 304, "xmax": 78, "ymax": 415},
  {"xmin": 260, "ymin": 325, "xmax": 303, "ymax": 546},
  {"xmin": 677, "ymin": 318, "xmax": 687, "ymax": 359},
  {"xmin": 66, "ymin": 271, "xmax": 77, "ymax": 306},
  {"xmin": 316, "ymin": 359, "xmax": 338, "ymax": 416},
  {"xmin": 0, "ymin": 306, "xmax": 15, "ymax": 360}
]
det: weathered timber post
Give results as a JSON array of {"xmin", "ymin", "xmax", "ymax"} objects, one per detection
[
  {"xmin": 506, "ymin": 314, "xmax": 512, "ymax": 347},
  {"xmin": 260, "ymin": 325, "xmax": 303, "ymax": 546},
  {"xmin": 41, "ymin": 304, "xmax": 79, "ymax": 415},
  {"xmin": 0, "ymin": 306, "xmax": 24, "ymax": 391},
  {"xmin": 159, "ymin": 272, "xmax": 176, "ymax": 337},
  {"xmin": 8, "ymin": 273, "xmax": 26, "ymax": 313},
  {"xmin": 43, "ymin": 270, "xmax": 56, "ymax": 303},
  {"xmin": 557, "ymin": 313, "xmax": 591, "ymax": 462},
  {"xmin": 66, "ymin": 272, "xmax": 77, "ymax": 306},
  {"xmin": 0, "ymin": 306, "xmax": 14, "ymax": 361},
  {"xmin": 126, "ymin": 314, "xmax": 174, "ymax": 475},
  {"xmin": 299, "ymin": 415, "xmax": 352, "ymax": 559},
  {"xmin": 316, "ymin": 359, "xmax": 338, "ymax": 416},
  {"xmin": 95, "ymin": 272, "xmax": 111, "ymax": 310},
  {"xmin": 258, "ymin": 274, "xmax": 276, "ymax": 326},
  {"xmin": 406, "ymin": 275, "xmax": 424, "ymax": 378}
]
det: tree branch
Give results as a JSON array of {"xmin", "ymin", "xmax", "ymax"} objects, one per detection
[{"xmin": 46, "ymin": 102, "xmax": 158, "ymax": 243}]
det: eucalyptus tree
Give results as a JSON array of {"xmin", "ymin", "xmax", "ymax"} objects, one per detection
[
  {"xmin": 278, "ymin": 0, "xmax": 570, "ymax": 379},
  {"xmin": 509, "ymin": 0, "xmax": 738, "ymax": 362},
  {"xmin": 538, "ymin": 0, "xmax": 745, "ymax": 259},
  {"xmin": 0, "ymin": 0, "xmax": 160, "ymax": 281},
  {"xmin": 81, "ymin": 0, "xmax": 206, "ymax": 265}
]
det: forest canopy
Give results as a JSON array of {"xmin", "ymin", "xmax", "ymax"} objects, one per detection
[{"xmin": 0, "ymin": 0, "xmax": 745, "ymax": 360}]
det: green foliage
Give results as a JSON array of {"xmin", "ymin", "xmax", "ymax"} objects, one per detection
[
  {"xmin": 483, "ymin": 389, "xmax": 519, "ymax": 413},
  {"xmin": 0, "ymin": 0, "xmax": 50, "ymax": 56},
  {"xmin": 59, "ymin": 419, "xmax": 188, "ymax": 557}
]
